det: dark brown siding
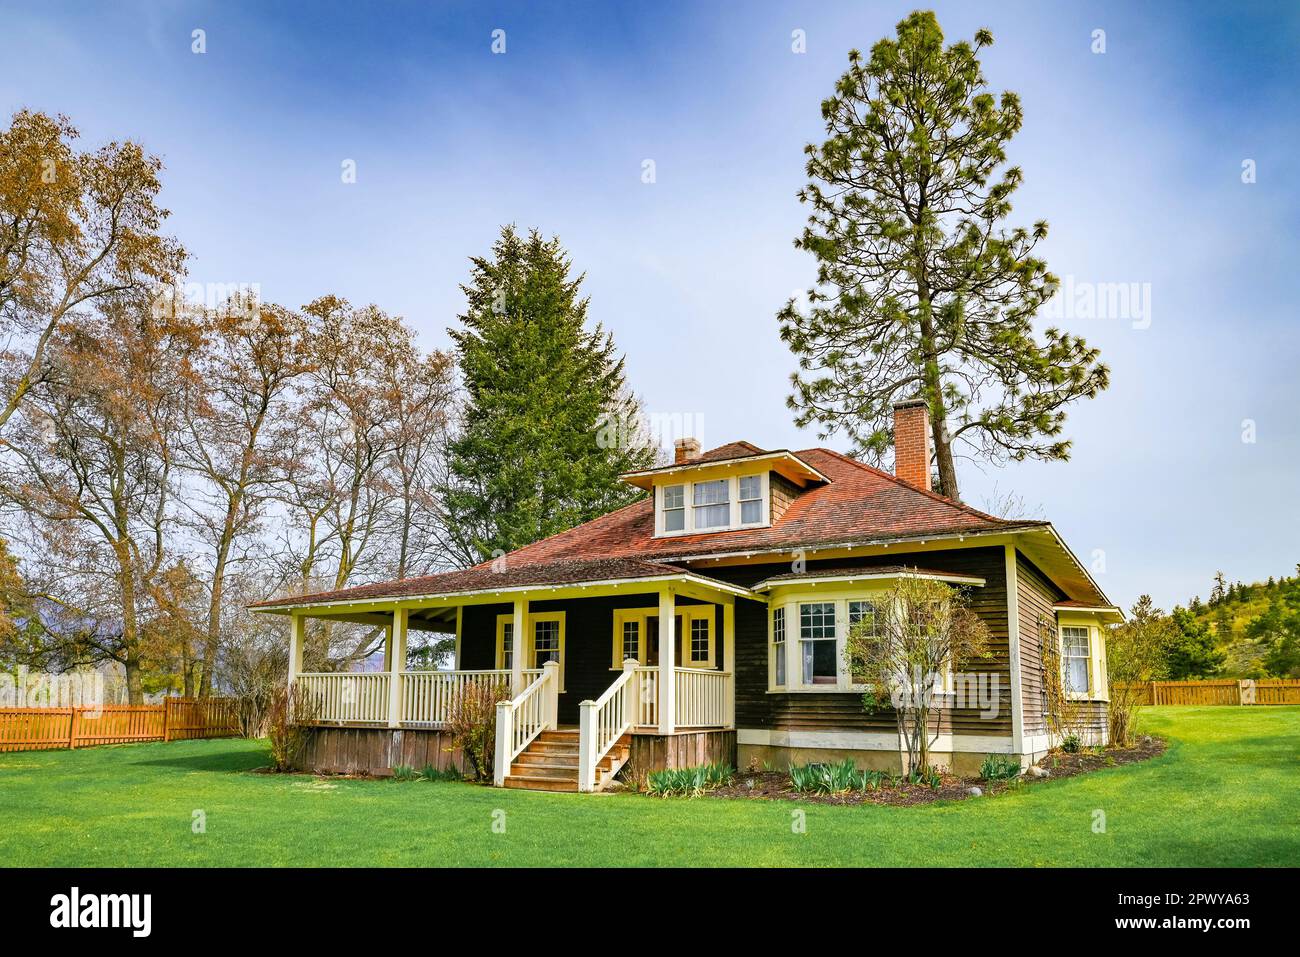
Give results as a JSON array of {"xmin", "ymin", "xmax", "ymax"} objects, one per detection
[
  {"xmin": 722, "ymin": 547, "xmax": 1012, "ymax": 738},
  {"xmin": 1016, "ymin": 552, "xmax": 1066, "ymax": 736},
  {"xmin": 457, "ymin": 593, "xmax": 719, "ymax": 725}
]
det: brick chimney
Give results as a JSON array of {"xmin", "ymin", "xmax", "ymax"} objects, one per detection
[
  {"xmin": 892, "ymin": 399, "xmax": 932, "ymax": 491},
  {"xmin": 673, "ymin": 437, "xmax": 701, "ymax": 464}
]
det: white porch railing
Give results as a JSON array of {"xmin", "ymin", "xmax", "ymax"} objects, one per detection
[
  {"xmin": 297, "ymin": 669, "xmax": 541, "ymax": 727},
  {"xmin": 674, "ymin": 667, "xmax": 733, "ymax": 729},
  {"xmin": 578, "ymin": 659, "xmax": 638, "ymax": 792},
  {"xmin": 297, "ymin": 673, "xmax": 391, "ymax": 724},
  {"xmin": 401, "ymin": 669, "xmax": 540, "ymax": 727},
  {"xmin": 632, "ymin": 667, "xmax": 658, "ymax": 727},
  {"xmin": 493, "ymin": 661, "xmax": 561, "ymax": 785}
]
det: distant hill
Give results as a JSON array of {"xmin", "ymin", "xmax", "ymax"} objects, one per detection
[{"xmin": 1173, "ymin": 568, "xmax": 1300, "ymax": 678}]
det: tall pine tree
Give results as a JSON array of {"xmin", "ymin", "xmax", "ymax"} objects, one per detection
[
  {"xmin": 779, "ymin": 12, "xmax": 1108, "ymax": 500},
  {"xmin": 445, "ymin": 226, "xmax": 652, "ymax": 563}
]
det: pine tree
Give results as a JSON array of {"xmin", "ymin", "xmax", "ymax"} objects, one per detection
[
  {"xmin": 445, "ymin": 226, "xmax": 654, "ymax": 561},
  {"xmin": 779, "ymin": 12, "xmax": 1108, "ymax": 500}
]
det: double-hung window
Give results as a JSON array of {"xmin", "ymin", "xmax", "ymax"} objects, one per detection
[
  {"xmin": 772, "ymin": 606, "xmax": 786, "ymax": 686},
  {"xmin": 499, "ymin": 621, "xmax": 513, "ymax": 671},
  {"xmin": 692, "ymin": 479, "xmax": 730, "ymax": 529},
  {"xmin": 847, "ymin": 600, "xmax": 876, "ymax": 684},
  {"xmin": 661, "ymin": 484, "xmax": 686, "ymax": 532},
  {"xmin": 534, "ymin": 619, "xmax": 561, "ymax": 667},
  {"xmin": 1061, "ymin": 626, "xmax": 1091, "ymax": 695},
  {"xmin": 739, "ymin": 475, "xmax": 763, "ymax": 524},
  {"xmin": 800, "ymin": 602, "xmax": 838, "ymax": 685}
]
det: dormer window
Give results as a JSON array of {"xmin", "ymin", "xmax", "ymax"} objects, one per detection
[
  {"xmin": 655, "ymin": 472, "xmax": 770, "ymax": 536},
  {"xmin": 693, "ymin": 479, "xmax": 730, "ymax": 529},
  {"xmin": 662, "ymin": 484, "xmax": 686, "ymax": 531}
]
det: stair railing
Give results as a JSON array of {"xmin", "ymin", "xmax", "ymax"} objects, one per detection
[
  {"xmin": 577, "ymin": 658, "xmax": 638, "ymax": 792},
  {"xmin": 493, "ymin": 660, "xmax": 560, "ymax": 786}
]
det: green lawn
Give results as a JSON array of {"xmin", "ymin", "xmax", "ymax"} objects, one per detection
[{"xmin": 2, "ymin": 706, "xmax": 1296, "ymax": 867}]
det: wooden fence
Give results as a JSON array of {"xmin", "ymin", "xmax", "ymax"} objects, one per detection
[
  {"xmin": 1116, "ymin": 679, "xmax": 1300, "ymax": 706},
  {"xmin": 0, "ymin": 697, "xmax": 241, "ymax": 753}
]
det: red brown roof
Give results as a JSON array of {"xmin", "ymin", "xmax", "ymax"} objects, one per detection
[
  {"xmin": 250, "ymin": 557, "xmax": 694, "ymax": 609},
  {"xmin": 508, "ymin": 446, "xmax": 1039, "ymax": 566},
  {"xmin": 252, "ymin": 444, "xmax": 1044, "ymax": 610}
]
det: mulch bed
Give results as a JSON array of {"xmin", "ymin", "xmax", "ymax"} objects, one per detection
[{"xmin": 704, "ymin": 736, "xmax": 1167, "ymax": 807}]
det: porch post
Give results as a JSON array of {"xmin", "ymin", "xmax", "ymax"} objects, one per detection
[
  {"xmin": 722, "ymin": 598, "xmax": 735, "ymax": 729},
  {"xmin": 511, "ymin": 598, "xmax": 526, "ymax": 695},
  {"xmin": 387, "ymin": 607, "xmax": 408, "ymax": 728},
  {"xmin": 658, "ymin": 587, "xmax": 676, "ymax": 734},
  {"xmin": 288, "ymin": 614, "xmax": 305, "ymax": 688}
]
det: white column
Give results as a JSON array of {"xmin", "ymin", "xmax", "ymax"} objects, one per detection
[
  {"xmin": 493, "ymin": 700, "xmax": 513, "ymax": 787},
  {"xmin": 454, "ymin": 606, "xmax": 463, "ymax": 669},
  {"xmin": 387, "ymin": 607, "xmax": 408, "ymax": 728},
  {"xmin": 722, "ymin": 598, "xmax": 735, "ymax": 729},
  {"xmin": 577, "ymin": 699, "xmax": 597, "ymax": 793},
  {"xmin": 288, "ymin": 614, "xmax": 305, "ymax": 687},
  {"xmin": 511, "ymin": 598, "xmax": 526, "ymax": 695},
  {"xmin": 658, "ymin": 587, "xmax": 676, "ymax": 734}
]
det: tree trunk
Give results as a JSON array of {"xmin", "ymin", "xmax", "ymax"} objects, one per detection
[{"xmin": 916, "ymin": 292, "xmax": 961, "ymax": 501}]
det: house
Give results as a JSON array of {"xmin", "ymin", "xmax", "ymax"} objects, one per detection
[{"xmin": 251, "ymin": 400, "xmax": 1119, "ymax": 791}]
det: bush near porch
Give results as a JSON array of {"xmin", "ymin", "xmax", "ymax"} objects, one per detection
[{"xmin": 0, "ymin": 707, "xmax": 1295, "ymax": 867}]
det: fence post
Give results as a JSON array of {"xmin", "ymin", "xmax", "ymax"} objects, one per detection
[
  {"xmin": 68, "ymin": 707, "xmax": 78, "ymax": 750},
  {"xmin": 1149, "ymin": 680, "xmax": 1158, "ymax": 706},
  {"xmin": 163, "ymin": 697, "xmax": 171, "ymax": 742}
]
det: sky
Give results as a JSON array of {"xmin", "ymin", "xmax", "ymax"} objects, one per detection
[{"xmin": 1, "ymin": 0, "xmax": 1297, "ymax": 612}]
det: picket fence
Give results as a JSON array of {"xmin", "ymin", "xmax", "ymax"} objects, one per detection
[
  {"xmin": 0, "ymin": 697, "xmax": 240, "ymax": 753},
  {"xmin": 1115, "ymin": 679, "xmax": 1300, "ymax": 707}
]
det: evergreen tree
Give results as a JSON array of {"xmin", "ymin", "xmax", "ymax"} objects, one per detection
[
  {"xmin": 778, "ymin": 11, "xmax": 1108, "ymax": 500},
  {"xmin": 1168, "ymin": 607, "xmax": 1226, "ymax": 679},
  {"xmin": 445, "ymin": 226, "xmax": 653, "ymax": 561}
]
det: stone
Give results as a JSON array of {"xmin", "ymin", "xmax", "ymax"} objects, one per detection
[
  {"xmin": 1026, "ymin": 765, "xmax": 1049, "ymax": 779},
  {"xmin": 967, "ymin": 786, "xmax": 983, "ymax": 798}
]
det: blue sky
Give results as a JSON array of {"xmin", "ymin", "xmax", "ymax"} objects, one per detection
[{"xmin": 2, "ymin": 0, "xmax": 1298, "ymax": 611}]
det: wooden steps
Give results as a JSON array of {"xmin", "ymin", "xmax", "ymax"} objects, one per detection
[{"xmin": 502, "ymin": 729, "xmax": 632, "ymax": 792}]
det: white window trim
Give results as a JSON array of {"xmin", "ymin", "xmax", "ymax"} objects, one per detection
[
  {"xmin": 498, "ymin": 611, "xmax": 566, "ymax": 690},
  {"xmin": 610, "ymin": 607, "xmax": 714, "ymax": 669},
  {"xmin": 1060, "ymin": 623, "xmax": 1093, "ymax": 700},
  {"xmin": 654, "ymin": 472, "xmax": 770, "ymax": 537},
  {"xmin": 766, "ymin": 587, "xmax": 956, "ymax": 694}
]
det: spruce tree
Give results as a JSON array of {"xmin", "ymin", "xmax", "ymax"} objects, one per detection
[
  {"xmin": 445, "ymin": 226, "xmax": 653, "ymax": 562},
  {"xmin": 779, "ymin": 12, "xmax": 1109, "ymax": 500}
]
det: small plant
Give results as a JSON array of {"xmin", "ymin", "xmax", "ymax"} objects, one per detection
[
  {"xmin": 646, "ymin": 762, "xmax": 734, "ymax": 797},
  {"xmin": 420, "ymin": 763, "xmax": 463, "ymax": 782},
  {"xmin": 979, "ymin": 753, "xmax": 1021, "ymax": 782},
  {"xmin": 1061, "ymin": 734, "xmax": 1081, "ymax": 754},
  {"xmin": 391, "ymin": 764, "xmax": 418, "ymax": 781},
  {"xmin": 788, "ymin": 759, "xmax": 882, "ymax": 794},
  {"xmin": 904, "ymin": 766, "xmax": 942, "ymax": 789}
]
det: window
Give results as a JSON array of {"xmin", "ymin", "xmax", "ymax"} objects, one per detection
[
  {"xmin": 534, "ymin": 619, "xmax": 561, "ymax": 667},
  {"xmin": 662, "ymin": 484, "xmax": 685, "ymax": 532},
  {"xmin": 693, "ymin": 479, "xmax": 730, "ymax": 529},
  {"xmin": 620, "ymin": 618, "xmax": 640, "ymax": 663},
  {"xmin": 690, "ymin": 617, "xmax": 710, "ymax": 664},
  {"xmin": 800, "ymin": 602, "xmax": 838, "ymax": 685},
  {"xmin": 772, "ymin": 606, "xmax": 786, "ymax": 686},
  {"xmin": 499, "ymin": 621, "xmax": 513, "ymax": 670},
  {"xmin": 847, "ymin": 600, "xmax": 875, "ymax": 683},
  {"xmin": 1061, "ymin": 626, "xmax": 1091, "ymax": 695},
  {"xmin": 739, "ymin": 475, "xmax": 763, "ymax": 524}
]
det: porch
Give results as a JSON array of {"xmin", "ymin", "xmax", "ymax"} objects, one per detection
[{"xmin": 277, "ymin": 570, "xmax": 749, "ymax": 791}]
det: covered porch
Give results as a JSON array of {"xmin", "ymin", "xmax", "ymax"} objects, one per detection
[{"xmin": 262, "ymin": 562, "xmax": 754, "ymax": 790}]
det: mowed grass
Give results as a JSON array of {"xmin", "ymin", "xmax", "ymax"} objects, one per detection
[{"xmin": 1, "ymin": 706, "xmax": 1296, "ymax": 867}]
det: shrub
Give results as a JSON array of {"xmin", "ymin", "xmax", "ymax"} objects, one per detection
[
  {"xmin": 391, "ymin": 764, "xmax": 418, "ymax": 782},
  {"xmin": 266, "ymin": 682, "xmax": 319, "ymax": 772},
  {"xmin": 788, "ymin": 759, "xmax": 884, "ymax": 794},
  {"xmin": 446, "ymin": 677, "xmax": 510, "ymax": 782},
  {"xmin": 1061, "ymin": 734, "xmax": 1082, "ymax": 754},
  {"xmin": 979, "ymin": 753, "xmax": 1021, "ymax": 782},
  {"xmin": 646, "ymin": 762, "xmax": 734, "ymax": 797}
]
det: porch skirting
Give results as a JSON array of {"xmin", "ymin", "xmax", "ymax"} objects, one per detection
[
  {"xmin": 737, "ymin": 728, "xmax": 1020, "ymax": 776},
  {"xmin": 621, "ymin": 730, "xmax": 736, "ymax": 786},
  {"xmin": 293, "ymin": 726, "xmax": 461, "ymax": 777}
]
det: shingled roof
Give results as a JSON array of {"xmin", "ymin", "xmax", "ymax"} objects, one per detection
[{"xmin": 252, "ymin": 443, "xmax": 1046, "ymax": 610}]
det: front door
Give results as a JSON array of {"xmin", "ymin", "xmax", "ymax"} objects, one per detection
[{"xmin": 644, "ymin": 615, "xmax": 683, "ymax": 667}]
